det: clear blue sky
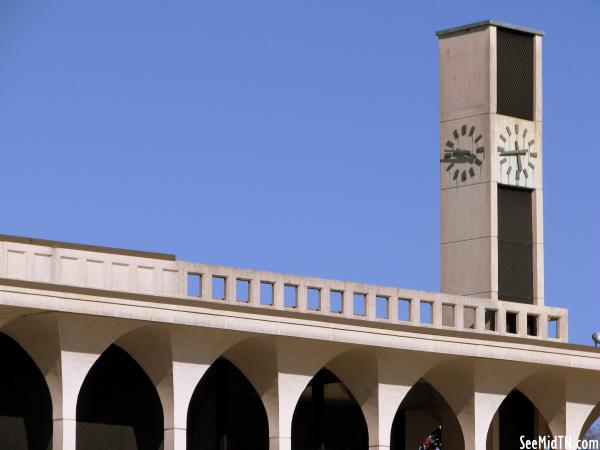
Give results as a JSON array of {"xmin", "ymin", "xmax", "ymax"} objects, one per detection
[{"xmin": 1, "ymin": 1, "xmax": 598, "ymax": 345}]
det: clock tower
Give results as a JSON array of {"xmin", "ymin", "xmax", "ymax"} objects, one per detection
[{"xmin": 437, "ymin": 21, "xmax": 544, "ymax": 305}]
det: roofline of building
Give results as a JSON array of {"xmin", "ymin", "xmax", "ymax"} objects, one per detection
[
  {"xmin": 436, "ymin": 20, "xmax": 545, "ymax": 38},
  {"xmin": 0, "ymin": 234, "xmax": 176, "ymax": 261}
]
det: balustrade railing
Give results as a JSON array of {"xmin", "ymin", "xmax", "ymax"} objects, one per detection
[{"xmin": 0, "ymin": 236, "xmax": 568, "ymax": 342}]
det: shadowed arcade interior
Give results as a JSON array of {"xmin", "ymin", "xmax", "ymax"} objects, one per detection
[
  {"xmin": 391, "ymin": 379, "xmax": 463, "ymax": 450},
  {"xmin": 187, "ymin": 357, "xmax": 269, "ymax": 450},
  {"xmin": 76, "ymin": 344, "xmax": 164, "ymax": 450},
  {"xmin": 486, "ymin": 390, "xmax": 551, "ymax": 450},
  {"xmin": 0, "ymin": 332, "xmax": 52, "ymax": 450},
  {"xmin": 291, "ymin": 368, "xmax": 368, "ymax": 450}
]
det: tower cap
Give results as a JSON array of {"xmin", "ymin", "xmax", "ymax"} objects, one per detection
[{"xmin": 436, "ymin": 20, "xmax": 544, "ymax": 38}]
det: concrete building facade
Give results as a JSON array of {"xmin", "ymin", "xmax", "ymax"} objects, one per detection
[{"xmin": 0, "ymin": 20, "xmax": 599, "ymax": 450}]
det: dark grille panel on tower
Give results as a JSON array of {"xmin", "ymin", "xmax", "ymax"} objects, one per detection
[
  {"xmin": 498, "ymin": 186, "xmax": 534, "ymax": 303},
  {"xmin": 496, "ymin": 28, "xmax": 534, "ymax": 121}
]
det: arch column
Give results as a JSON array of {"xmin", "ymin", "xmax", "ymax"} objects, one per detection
[
  {"xmin": 270, "ymin": 343, "xmax": 347, "ymax": 450},
  {"xmin": 421, "ymin": 359, "xmax": 476, "ymax": 450},
  {"xmin": 3, "ymin": 312, "xmax": 130, "ymax": 450},
  {"xmin": 474, "ymin": 363, "xmax": 544, "ymax": 450},
  {"xmin": 166, "ymin": 328, "xmax": 248, "ymax": 450},
  {"xmin": 472, "ymin": 361, "xmax": 542, "ymax": 450},
  {"xmin": 223, "ymin": 337, "xmax": 351, "ymax": 450},
  {"xmin": 424, "ymin": 359, "xmax": 541, "ymax": 450},
  {"xmin": 221, "ymin": 337, "xmax": 283, "ymax": 450},
  {"xmin": 563, "ymin": 372, "xmax": 600, "ymax": 449},
  {"xmin": 511, "ymin": 369, "xmax": 600, "ymax": 449},
  {"xmin": 516, "ymin": 369, "xmax": 567, "ymax": 439},
  {"xmin": 2, "ymin": 313, "xmax": 136, "ymax": 450},
  {"xmin": 326, "ymin": 350, "xmax": 450, "ymax": 450},
  {"xmin": 1, "ymin": 312, "xmax": 61, "ymax": 449},
  {"xmin": 52, "ymin": 349, "xmax": 99, "ymax": 450},
  {"xmin": 113, "ymin": 326, "xmax": 178, "ymax": 450},
  {"xmin": 52, "ymin": 315, "xmax": 136, "ymax": 450}
]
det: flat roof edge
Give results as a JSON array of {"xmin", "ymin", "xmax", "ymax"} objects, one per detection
[
  {"xmin": 0, "ymin": 234, "xmax": 176, "ymax": 261},
  {"xmin": 436, "ymin": 20, "xmax": 544, "ymax": 38}
]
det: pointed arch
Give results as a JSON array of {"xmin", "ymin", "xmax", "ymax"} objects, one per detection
[
  {"xmin": 216, "ymin": 335, "xmax": 354, "ymax": 447},
  {"xmin": 76, "ymin": 344, "xmax": 164, "ymax": 450},
  {"xmin": 291, "ymin": 367, "xmax": 368, "ymax": 449},
  {"xmin": 390, "ymin": 378, "xmax": 464, "ymax": 450},
  {"xmin": 0, "ymin": 331, "xmax": 53, "ymax": 450},
  {"xmin": 485, "ymin": 389, "xmax": 552, "ymax": 450},
  {"xmin": 186, "ymin": 357, "xmax": 269, "ymax": 450},
  {"xmin": 113, "ymin": 325, "xmax": 174, "ymax": 428}
]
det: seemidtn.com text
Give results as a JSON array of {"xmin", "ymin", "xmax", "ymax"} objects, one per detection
[{"xmin": 520, "ymin": 436, "xmax": 599, "ymax": 449}]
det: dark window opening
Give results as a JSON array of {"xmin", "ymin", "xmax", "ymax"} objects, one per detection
[
  {"xmin": 527, "ymin": 315, "xmax": 538, "ymax": 336},
  {"xmin": 506, "ymin": 312, "xmax": 518, "ymax": 334},
  {"xmin": 485, "ymin": 309, "xmax": 497, "ymax": 331}
]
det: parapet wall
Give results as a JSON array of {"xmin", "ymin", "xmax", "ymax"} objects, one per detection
[{"xmin": 0, "ymin": 235, "xmax": 568, "ymax": 342}]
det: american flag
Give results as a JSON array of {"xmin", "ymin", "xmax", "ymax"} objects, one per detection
[{"xmin": 418, "ymin": 425, "xmax": 442, "ymax": 450}]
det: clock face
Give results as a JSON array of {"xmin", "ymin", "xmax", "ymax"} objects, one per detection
[
  {"xmin": 497, "ymin": 124, "xmax": 537, "ymax": 188},
  {"xmin": 440, "ymin": 123, "xmax": 485, "ymax": 184}
]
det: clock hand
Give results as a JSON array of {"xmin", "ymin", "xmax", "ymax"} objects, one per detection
[
  {"xmin": 442, "ymin": 148, "xmax": 466, "ymax": 160},
  {"xmin": 454, "ymin": 148, "xmax": 474, "ymax": 155},
  {"xmin": 460, "ymin": 151, "xmax": 478, "ymax": 161},
  {"xmin": 453, "ymin": 149, "xmax": 479, "ymax": 163},
  {"xmin": 441, "ymin": 148, "xmax": 481, "ymax": 164},
  {"xmin": 441, "ymin": 154, "xmax": 458, "ymax": 162},
  {"xmin": 499, "ymin": 150, "xmax": 528, "ymax": 156},
  {"xmin": 440, "ymin": 154, "xmax": 473, "ymax": 164}
]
